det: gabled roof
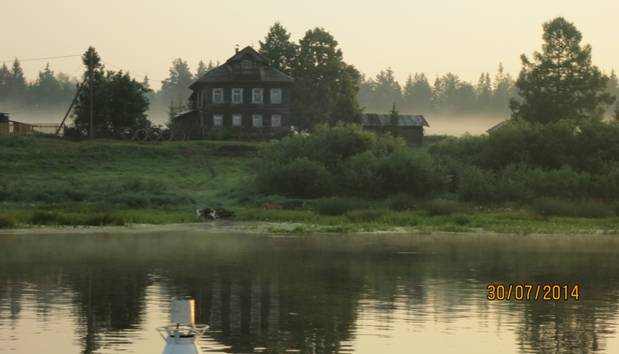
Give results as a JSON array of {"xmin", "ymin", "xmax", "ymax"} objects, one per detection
[
  {"xmin": 362, "ymin": 114, "xmax": 429, "ymax": 127},
  {"xmin": 225, "ymin": 46, "xmax": 270, "ymax": 66},
  {"xmin": 190, "ymin": 46, "xmax": 294, "ymax": 88}
]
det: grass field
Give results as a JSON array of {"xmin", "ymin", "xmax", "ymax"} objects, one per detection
[{"xmin": 1, "ymin": 136, "xmax": 617, "ymax": 234}]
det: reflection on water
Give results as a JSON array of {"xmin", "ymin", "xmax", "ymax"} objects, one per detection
[{"xmin": 1, "ymin": 232, "xmax": 619, "ymax": 353}]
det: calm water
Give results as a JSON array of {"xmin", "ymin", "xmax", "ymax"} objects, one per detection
[{"xmin": 1, "ymin": 231, "xmax": 619, "ymax": 354}]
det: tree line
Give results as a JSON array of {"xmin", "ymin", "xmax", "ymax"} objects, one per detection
[
  {"xmin": 0, "ymin": 60, "xmax": 77, "ymax": 111},
  {"xmin": 359, "ymin": 65, "xmax": 517, "ymax": 115},
  {"xmin": 1, "ymin": 17, "xmax": 617, "ymax": 134}
]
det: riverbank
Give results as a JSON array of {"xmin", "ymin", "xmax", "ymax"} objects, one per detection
[{"xmin": 1, "ymin": 137, "xmax": 617, "ymax": 235}]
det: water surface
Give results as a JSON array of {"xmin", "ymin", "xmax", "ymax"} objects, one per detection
[{"xmin": 1, "ymin": 231, "xmax": 618, "ymax": 353}]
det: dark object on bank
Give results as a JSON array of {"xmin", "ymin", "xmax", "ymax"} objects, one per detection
[{"xmin": 196, "ymin": 208, "xmax": 235, "ymax": 220}]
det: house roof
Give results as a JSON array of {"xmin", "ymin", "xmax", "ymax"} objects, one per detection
[
  {"xmin": 486, "ymin": 120, "xmax": 509, "ymax": 133},
  {"xmin": 361, "ymin": 114, "xmax": 429, "ymax": 127},
  {"xmin": 190, "ymin": 46, "xmax": 294, "ymax": 88}
]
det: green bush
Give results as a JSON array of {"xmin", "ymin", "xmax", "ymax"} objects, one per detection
[
  {"xmin": 532, "ymin": 198, "xmax": 613, "ymax": 218},
  {"xmin": 457, "ymin": 166, "xmax": 498, "ymax": 202},
  {"xmin": 387, "ymin": 193, "xmax": 418, "ymax": 211},
  {"xmin": 256, "ymin": 158, "xmax": 334, "ymax": 198},
  {"xmin": 451, "ymin": 214, "xmax": 472, "ymax": 226},
  {"xmin": 312, "ymin": 197, "xmax": 367, "ymax": 216},
  {"xmin": 423, "ymin": 199, "xmax": 466, "ymax": 216},
  {"xmin": 0, "ymin": 214, "xmax": 16, "ymax": 229},
  {"xmin": 83, "ymin": 213, "xmax": 126, "ymax": 226},
  {"xmin": 345, "ymin": 209, "xmax": 386, "ymax": 223},
  {"xmin": 29, "ymin": 211, "xmax": 71, "ymax": 225}
]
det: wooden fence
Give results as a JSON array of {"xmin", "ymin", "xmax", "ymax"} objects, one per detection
[{"xmin": 0, "ymin": 121, "xmax": 58, "ymax": 137}]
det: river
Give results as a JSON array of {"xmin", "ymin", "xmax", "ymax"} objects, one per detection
[{"xmin": 1, "ymin": 231, "xmax": 618, "ymax": 353}]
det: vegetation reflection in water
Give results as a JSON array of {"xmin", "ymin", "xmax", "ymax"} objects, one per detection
[{"xmin": 1, "ymin": 232, "xmax": 619, "ymax": 354}]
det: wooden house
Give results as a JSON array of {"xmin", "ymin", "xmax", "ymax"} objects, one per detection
[{"xmin": 174, "ymin": 46, "xmax": 294, "ymax": 139}]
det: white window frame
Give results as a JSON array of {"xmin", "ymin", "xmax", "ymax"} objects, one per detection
[
  {"xmin": 270, "ymin": 88, "xmax": 282, "ymax": 104},
  {"xmin": 212, "ymin": 88, "xmax": 224, "ymax": 104},
  {"xmin": 271, "ymin": 114, "xmax": 282, "ymax": 127},
  {"xmin": 252, "ymin": 88, "xmax": 263, "ymax": 104},
  {"xmin": 213, "ymin": 114, "xmax": 224, "ymax": 127},
  {"xmin": 232, "ymin": 114, "xmax": 242, "ymax": 127},
  {"xmin": 231, "ymin": 88, "xmax": 243, "ymax": 104},
  {"xmin": 252, "ymin": 114, "xmax": 263, "ymax": 128}
]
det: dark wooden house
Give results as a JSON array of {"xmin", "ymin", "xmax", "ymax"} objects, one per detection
[
  {"xmin": 361, "ymin": 114, "xmax": 429, "ymax": 146},
  {"xmin": 174, "ymin": 46, "xmax": 294, "ymax": 139}
]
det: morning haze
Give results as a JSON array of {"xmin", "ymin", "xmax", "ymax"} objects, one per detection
[{"xmin": 3, "ymin": 0, "xmax": 618, "ymax": 87}]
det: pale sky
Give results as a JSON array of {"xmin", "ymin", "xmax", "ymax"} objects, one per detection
[{"xmin": 2, "ymin": 0, "xmax": 618, "ymax": 89}]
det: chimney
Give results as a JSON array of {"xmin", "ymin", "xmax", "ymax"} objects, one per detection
[{"xmin": 235, "ymin": 44, "xmax": 239, "ymax": 54}]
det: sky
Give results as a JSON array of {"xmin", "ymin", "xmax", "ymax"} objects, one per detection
[{"xmin": 2, "ymin": 0, "xmax": 618, "ymax": 89}]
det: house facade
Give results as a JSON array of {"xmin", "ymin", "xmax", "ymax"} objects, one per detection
[{"xmin": 174, "ymin": 46, "xmax": 294, "ymax": 139}]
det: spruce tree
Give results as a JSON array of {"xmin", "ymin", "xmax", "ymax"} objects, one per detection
[{"xmin": 510, "ymin": 17, "xmax": 613, "ymax": 123}]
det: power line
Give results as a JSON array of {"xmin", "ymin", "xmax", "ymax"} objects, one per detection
[{"xmin": 1, "ymin": 54, "xmax": 81, "ymax": 63}]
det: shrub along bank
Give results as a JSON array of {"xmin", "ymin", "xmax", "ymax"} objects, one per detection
[{"xmin": 1, "ymin": 123, "xmax": 618, "ymax": 233}]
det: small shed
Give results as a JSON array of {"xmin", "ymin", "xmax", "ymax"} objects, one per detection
[{"xmin": 361, "ymin": 114, "xmax": 429, "ymax": 146}]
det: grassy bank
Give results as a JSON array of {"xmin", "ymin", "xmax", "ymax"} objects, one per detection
[{"xmin": 1, "ymin": 136, "xmax": 617, "ymax": 234}]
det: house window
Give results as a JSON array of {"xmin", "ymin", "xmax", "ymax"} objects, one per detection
[
  {"xmin": 232, "ymin": 114, "xmax": 242, "ymax": 127},
  {"xmin": 213, "ymin": 114, "xmax": 223, "ymax": 127},
  {"xmin": 252, "ymin": 114, "xmax": 263, "ymax": 127},
  {"xmin": 241, "ymin": 60, "xmax": 252, "ymax": 70},
  {"xmin": 213, "ymin": 88, "xmax": 224, "ymax": 104},
  {"xmin": 232, "ymin": 88, "xmax": 243, "ymax": 104},
  {"xmin": 271, "ymin": 114, "xmax": 282, "ymax": 127},
  {"xmin": 270, "ymin": 88, "xmax": 282, "ymax": 104},
  {"xmin": 252, "ymin": 88, "xmax": 263, "ymax": 104}
]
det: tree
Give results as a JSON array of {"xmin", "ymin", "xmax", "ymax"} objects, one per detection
[
  {"xmin": 259, "ymin": 22, "xmax": 298, "ymax": 74},
  {"xmin": 510, "ymin": 17, "xmax": 614, "ymax": 123},
  {"xmin": 492, "ymin": 63, "xmax": 515, "ymax": 114},
  {"xmin": 476, "ymin": 73, "xmax": 493, "ymax": 112},
  {"xmin": 608, "ymin": 71, "xmax": 619, "ymax": 117},
  {"xmin": 7, "ymin": 59, "xmax": 27, "ymax": 104},
  {"xmin": 160, "ymin": 58, "xmax": 193, "ymax": 108},
  {"xmin": 371, "ymin": 68, "xmax": 402, "ymax": 113},
  {"xmin": 0, "ymin": 63, "xmax": 10, "ymax": 102},
  {"xmin": 28, "ymin": 63, "xmax": 76, "ymax": 108},
  {"xmin": 291, "ymin": 27, "xmax": 361, "ymax": 128},
  {"xmin": 195, "ymin": 60, "xmax": 208, "ymax": 80},
  {"xmin": 402, "ymin": 73, "xmax": 432, "ymax": 113},
  {"xmin": 432, "ymin": 73, "xmax": 476, "ymax": 113},
  {"xmin": 389, "ymin": 102, "xmax": 399, "ymax": 125},
  {"xmin": 331, "ymin": 64, "xmax": 363, "ymax": 124},
  {"xmin": 73, "ymin": 48, "xmax": 150, "ymax": 137}
]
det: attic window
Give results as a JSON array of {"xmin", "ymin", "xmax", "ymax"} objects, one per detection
[{"xmin": 241, "ymin": 60, "xmax": 252, "ymax": 69}]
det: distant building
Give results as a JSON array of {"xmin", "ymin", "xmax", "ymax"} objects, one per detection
[
  {"xmin": 361, "ymin": 114, "xmax": 429, "ymax": 146},
  {"xmin": 174, "ymin": 46, "xmax": 294, "ymax": 139}
]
